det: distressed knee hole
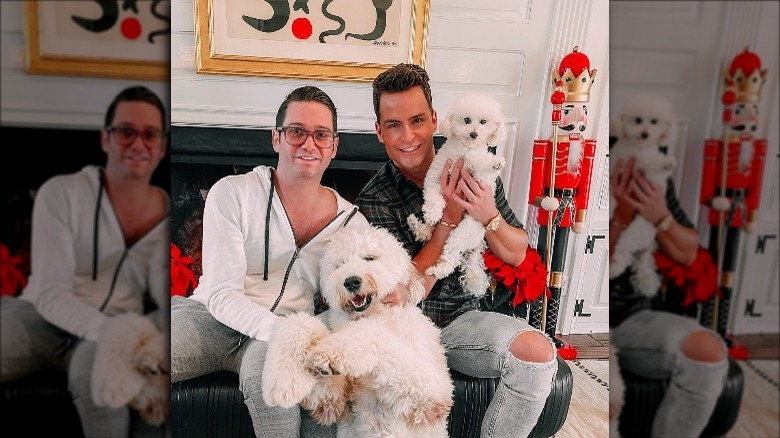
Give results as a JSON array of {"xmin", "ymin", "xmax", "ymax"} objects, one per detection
[
  {"xmin": 680, "ymin": 330, "xmax": 726, "ymax": 363},
  {"xmin": 509, "ymin": 330, "xmax": 554, "ymax": 363}
]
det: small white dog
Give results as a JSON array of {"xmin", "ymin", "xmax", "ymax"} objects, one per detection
[
  {"xmin": 263, "ymin": 225, "xmax": 454, "ymax": 438},
  {"xmin": 91, "ymin": 312, "xmax": 169, "ymax": 426},
  {"xmin": 609, "ymin": 94, "xmax": 678, "ymax": 296},
  {"xmin": 407, "ymin": 93, "xmax": 506, "ymax": 296}
]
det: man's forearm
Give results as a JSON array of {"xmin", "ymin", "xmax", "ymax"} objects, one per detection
[
  {"xmin": 485, "ymin": 223, "xmax": 527, "ymax": 266},
  {"xmin": 656, "ymin": 219, "xmax": 699, "ymax": 265}
]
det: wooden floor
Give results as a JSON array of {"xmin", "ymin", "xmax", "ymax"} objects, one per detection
[{"xmin": 561, "ymin": 332, "xmax": 780, "ymax": 360}]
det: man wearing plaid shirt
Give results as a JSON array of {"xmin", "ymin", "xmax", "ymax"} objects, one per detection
[{"xmin": 356, "ymin": 63, "xmax": 557, "ymax": 438}]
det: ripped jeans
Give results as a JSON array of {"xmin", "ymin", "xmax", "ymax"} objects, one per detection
[
  {"xmin": 613, "ymin": 310, "xmax": 728, "ymax": 437},
  {"xmin": 440, "ymin": 310, "xmax": 558, "ymax": 438}
]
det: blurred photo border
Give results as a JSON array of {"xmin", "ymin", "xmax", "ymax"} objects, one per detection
[{"xmin": 23, "ymin": 0, "xmax": 168, "ymax": 81}]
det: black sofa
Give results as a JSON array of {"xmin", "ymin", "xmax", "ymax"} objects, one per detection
[{"xmin": 170, "ymin": 356, "xmax": 573, "ymax": 438}]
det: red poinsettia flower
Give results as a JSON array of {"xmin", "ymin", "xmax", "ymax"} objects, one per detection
[
  {"xmin": 0, "ymin": 243, "xmax": 28, "ymax": 297},
  {"xmin": 654, "ymin": 247, "xmax": 719, "ymax": 307},
  {"xmin": 484, "ymin": 247, "xmax": 549, "ymax": 306},
  {"xmin": 171, "ymin": 243, "xmax": 198, "ymax": 297}
]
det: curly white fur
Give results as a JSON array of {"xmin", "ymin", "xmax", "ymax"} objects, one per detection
[
  {"xmin": 407, "ymin": 93, "xmax": 506, "ymax": 296},
  {"xmin": 609, "ymin": 94, "xmax": 678, "ymax": 296},
  {"xmin": 91, "ymin": 312, "xmax": 169, "ymax": 426},
  {"xmin": 263, "ymin": 225, "xmax": 453, "ymax": 438}
]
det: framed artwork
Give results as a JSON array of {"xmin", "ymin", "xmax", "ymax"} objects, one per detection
[
  {"xmin": 195, "ymin": 0, "xmax": 430, "ymax": 82},
  {"xmin": 23, "ymin": 0, "xmax": 170, "ymax": 81}
]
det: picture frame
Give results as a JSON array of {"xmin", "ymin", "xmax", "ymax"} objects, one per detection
[
  {"xmin": 194, "ymin": 0, "xmax": 430, "ymax": 82},
  {"xmin": 23, "ymin": 0, "xmax": 169, "ymax": 81}
]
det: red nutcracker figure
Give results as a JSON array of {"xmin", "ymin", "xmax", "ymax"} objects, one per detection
[
  {"xmin": 527, "ymin": 46, "xmax": 597, "ymax": 359},
  {"xmin": 699, "ymin": 47, "xmax": 768, "ymax": 359}
]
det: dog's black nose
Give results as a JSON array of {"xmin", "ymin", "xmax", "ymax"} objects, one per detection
[
  {"xmin": 640, "ymin": 132, "xmax": 649, "ymax": 139},
  {"xmin": 470, "ymin": 131, "xmax": 478, "ymax": 139},
  {"xmin": 343, "ymin": 276, "xmax": 362, "ymax": 292}
]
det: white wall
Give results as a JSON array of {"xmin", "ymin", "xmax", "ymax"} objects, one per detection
[{"xmin": 0, "ymin": 1, "xmax": 169, "ymax": 130}]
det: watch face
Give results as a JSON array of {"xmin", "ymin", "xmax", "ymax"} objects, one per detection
[{"xmin": 487, "ymin": 216, "xmax": 501, "ymax": 231}]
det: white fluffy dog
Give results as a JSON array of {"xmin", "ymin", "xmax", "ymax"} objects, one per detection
[
  {"xmin": 407, "ymin": 93, "xmax": 506, "ymax": 296},
  {"xmin": 263, "ymin": 225, "xmax": 454, "ymax": 438},
  {"xmin": 91, "ymin": 312, "xmax": 169, "ymax": 426},
  {"xmin": 609, "ymin": 94, "xmax": 678, "ymax": 296}
]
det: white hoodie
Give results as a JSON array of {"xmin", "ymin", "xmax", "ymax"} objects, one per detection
[
  {"xmin": 21, "ymin": 165, "xmax": 170, "ymax": 342},
  {"xmin": 189, "ymin": 165, "xmax": 368, "ymax": 342}
]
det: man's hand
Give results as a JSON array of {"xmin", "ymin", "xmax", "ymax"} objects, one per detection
[
  {"xmin": 452, "ymin": 169, "xmax": 499, "ymax": 225},
  {"xmin": 625, "ymin": 169, "xmax": 671, "ymax": 225},
  {"xmin": 611, "ymin": 158, "xmax": 637, "ymax": 223},
  {"xmin": 440, "ymin": 158, "xmax": 467, "ymax": 224},
  {"xmin": 380, "ymin": 284, "xmax": 409, "ymax": 307}
]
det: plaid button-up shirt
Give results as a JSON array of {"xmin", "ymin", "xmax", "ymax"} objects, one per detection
[{"xmin": 356, "ymin": 160, "xmax": 524, "ymax": 328}]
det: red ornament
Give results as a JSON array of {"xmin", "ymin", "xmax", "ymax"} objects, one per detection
[{"xmin": 171, "ymin": 243, "xmax": 198, "ymax": 297}]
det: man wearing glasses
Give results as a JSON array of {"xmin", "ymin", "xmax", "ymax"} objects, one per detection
[
  {"xmin": 170, "ymin": 86, "xmax": 370, "ymax": 437},
  {"xmin": 1, "ymin": 86, "xmax": 170, "ymax": 436}
]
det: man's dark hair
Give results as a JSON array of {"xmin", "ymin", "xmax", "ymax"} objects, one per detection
[
  {"xmin": 276, "ymin": 86, "xmax": 338, "ymax": 133},
  {"xmin": 104, "ymin": 85, "xmax": 167, "ymax": 130},
  {"xmin": 372, "ymin": 63, "xmax": 433, "ymax": 119}
]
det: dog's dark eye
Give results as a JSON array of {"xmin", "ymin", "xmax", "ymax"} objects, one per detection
[
  {"xmin": 480, "ymin": 119, "xmax": 487, "ymax": 124},
  {"xmin": 752, "ymin": 77, "xmax": 758, "ymax": 83},
  {"xmin": 634, "ymin": 117, "xmax": 643, "ymax": 124},
  {"xmin": 563, "ymin": 109, "xmax": 570, "ymax": 115},
  {"xmin": 650, "ymin": 119, "xmax": 657, "ymax": 125},
  {"xmin": 565, "ymin": 77, "xmax": 572, "ymax": 83},
  {"xmin": 736, "ymin": 77, "xmax": 743, "ymax": 83},
  {"xmin": 363, "ymin": 255, "xmax": 376, "ymax": 262},
  {"xmin": 734, "ymin": 108, "xmax": 741, "ymax": 115},
  {"xmin": 464, "ymin": 117, "xmax": 471, "ymax": 124},
  {"xmin": 581, "ymin": 77, "xmax": 587, "ymax": 83}
]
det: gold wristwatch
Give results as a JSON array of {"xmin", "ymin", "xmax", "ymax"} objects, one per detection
[
  {"xmin": 656, "ymin": 214, "xmax": 673, "ymax": 232},
  {"xmin": 486, "ymin": 213, "xmax": 502, "ymax": 232}
]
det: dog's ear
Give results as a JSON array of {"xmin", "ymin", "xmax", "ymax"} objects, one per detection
[
  {"xmin": 487, "ymin": 111, "xmax": 506, "ymax": 146},
  {"xmin": 440, "ymin": 111, "xmax": 455, "ymax": 139},
  {"xmin": 405, "ymin": 265, "xmax": 426, "ymax": 306},
  {"xmin": 659, "ymin": 119, "xmax": 678, "ymax": 148}
]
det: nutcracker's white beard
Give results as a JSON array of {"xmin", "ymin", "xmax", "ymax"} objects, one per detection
[
  {"xmin": 568, "ymin": 133, "xmax": 582, "ymax": 173},
  {"xmin": 739, "ymin": 134, "xmax": 752, "ymax": 172}
]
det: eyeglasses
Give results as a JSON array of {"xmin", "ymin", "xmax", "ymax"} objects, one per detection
[
  {"xmin": 277, "ymin": 126, "xmax": 336, "ymax": 149},
  {"xmin": 106, "ymin": 125, "xmax": 165, "ymax": 148}
]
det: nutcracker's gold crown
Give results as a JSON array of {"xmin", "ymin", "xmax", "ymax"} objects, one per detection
[
  {"xmin": 724, "ymin": 47, "xmax": 767, "ymax": 103},
  {"xmin": 553, "ymin": 46, "xmax": 597, "ymax": 103}
]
